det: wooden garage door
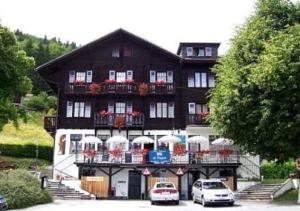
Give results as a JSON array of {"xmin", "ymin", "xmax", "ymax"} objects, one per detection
[{"xmin": 81, "ymin": 176, "xmax": 109, "ymax": 198}]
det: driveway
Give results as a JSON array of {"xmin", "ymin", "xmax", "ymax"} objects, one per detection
[{"xmin": 13, "ymin": 200, "xmax": 299, "ymax": 211}]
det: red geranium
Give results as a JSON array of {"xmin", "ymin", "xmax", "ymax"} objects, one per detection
[
  {"xmin": 155, "ymin": 80, "xmax": 166, "ymax": 86},
  {"xmin": 74, "ymin": 80, "xmax": 85, "ymax": 86},
  {"xmin": 89, "ymin": 83, "xmax": 101, "ymax": 94},
  {"xmin": 138, "ymin": 83, "xmax": 149, "ymax": 96},
  {"xmin": 199, "ymin": 112, "xmax": 210, "ymax": 118},
  {"xmin": 218, "ymin": 149, "xmax": 233, "ymax": 158},
  {"xmin": 124, "ymin": 79, "xmax": 134, "ymax": 84},
  {"xmin": 105, "ymin": 79, "xmax": 116, "ymax": 84}
]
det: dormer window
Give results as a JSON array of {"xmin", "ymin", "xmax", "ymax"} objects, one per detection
[
  {"xmin": 205, "ymin": 47, "xmax": 212, "ymax": 57},
  {"xmin": 186, "ymin": 47, "xmax": 193, "ymax": 56},
  {"xmin": 112, "ymin": 49, "xmax": 120, "ymax": 58}
]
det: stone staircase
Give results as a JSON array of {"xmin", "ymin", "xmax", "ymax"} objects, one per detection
[
  {"xmin": 47, "ymin": 180, "xmax": 91, "ymax": 200},
  {"xmin": 235, "ymin": 183, "xmax": 282, "ymax": 201}
]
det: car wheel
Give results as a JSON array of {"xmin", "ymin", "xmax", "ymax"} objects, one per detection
[
  {"xmin": 228, "ymin": 202, "xmax": 234, "ymax": 206},
  {"xmin": 151, "ymin": 201, "xmax": 155, "ymax": 205},
  {"xmin": 202, "ymin": 196, "xmax": 207, "ymax": 207},
  {"xmin": 174, "ymin": 200, "xmax": 179, "ymax": 205},
  {"xmin": 192, "ymin": 195, "xmax": 197, "ymax": 203}
]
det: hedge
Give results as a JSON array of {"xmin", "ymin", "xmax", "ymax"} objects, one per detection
[
  {"xmin": 0, "ymin": 170, "xmax": 52, "ymax": 209},
  {"xmin": 261, "ymin": 160, "xmax": 299, "ymax": 179},
  {"xmin": 0, "ymin": 144, "xmax": 53, "ymax": 162}
]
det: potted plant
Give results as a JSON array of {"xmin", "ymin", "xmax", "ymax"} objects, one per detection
[
  {"xmin": 104, "ymin": 79, "xmax": 116, "ymax": 85},
  {"xmin": 155, "ymin": 80, "xmax": 166, "ymax": 86},
  {"xmin": 199, "ymin": 111, "xmax": 210, "ymax": 118},
  {"xmin": 138, "ymin": 82, "xmax": 149, "ymax": 96},
  {"xmin": 114, "ymin": 116, "xmax": 125, "ymax": 129},
  {"xmin": 89, "ymin": 83, "xmax": 101, "ymax": 94},
  {"xmin": 73, "ymin": 80, "xmax": 85, "ymax": 86},
  {"xmin": 124, "ymin": 79, "xmax": 134, "ymax": 84}
]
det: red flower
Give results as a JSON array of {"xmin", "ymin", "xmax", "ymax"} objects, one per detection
[
  {"xmin": 109, "ymin": 148, "xmax": 122, "ymax": 157},
  {"xmin": 89, "ymin": 83, "xmax": 101, "ymax": 94},
  {"xmin": 155, "ymin": 80, "xmax": 166, "ymax": 86},
  {"xmin": 105, "ymin": 79, "xmax": 116, "ymax": 84},
  {"xmin": 82, "ymin": 149, "xmax": 97, "ymax": 157},
  {"xmin": 73, "ymin": 80, "xmax": 85, "ymax": 86},
  {"xmin": 124, "ymin": 79, "xmax": 134, "ymax": 84},
  {"xmin": 199, "ymin": 112, "xmax": 210, "ymax": 118},
  {"xmin": 218, "ymin": 149, "xmax": 233, "ymax": 157},
  {"xmin": 98, "ymin": 110, "xmax": 112, "ymax": 117},
  {"xmin": 138, "ymin": 83, "xmax": 149, "ymax": 96}
]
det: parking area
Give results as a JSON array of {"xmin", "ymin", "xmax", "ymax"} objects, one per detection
[{"xmin": 13, "ymin": 200, "xmax": 299, "ymax": 211}]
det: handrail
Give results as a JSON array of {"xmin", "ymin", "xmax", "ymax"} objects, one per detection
[
  {"xmin": 271, "ymin": 179, "xmax": 292, "ymax": 200},
  {"xmin": 239, "ymin": 155, "xmax": 260, "ymax": 179}
]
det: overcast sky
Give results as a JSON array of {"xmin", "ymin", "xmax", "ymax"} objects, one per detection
[{"xmin": 0, "ymin": 0, "xmax": 260, "ymax": 55}]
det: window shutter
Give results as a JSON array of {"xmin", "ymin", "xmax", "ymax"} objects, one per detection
[
  {"xmin": 201, "ymin": 72, "xmax": 207, "ymax": 87},
  {"xmin": 188, "ymin": 103, "xmax": 196, "ymax": 114},
  {"xmin": 126, "ymin": 70, "xmax": 133, "ymax": 80},
  {"xmin": 86, "ymin": 70, "xmax": 93, "ymax": 83},
  {"xmin": 150, "ymin": 70, "xmax": 156, "ymax": 83},
  {"xmin": 66, "ymin": 101, "xmax": 73, "ymax": 117},
  {"xmin": 186, "ymin": 47, "xmax": 193, "ymax": 56},
  {"xmin": 167, "ymin": 71, "xmax": 173, "ymax": 83},
  {"xmin": 69, "ymin": 71, "xmax": 75, "ymax": 83},
  {"xmin": 205, "ymin": 47, "xmax": 212, "ymax": 57},
  {"xmin": 85, "ymin": 102, "xmax": 91, "ymax": 118},
  {"xmin": 108, "ymin": 101, "xmax": 114, "ymax": 113},
  {"xmin": 109, "ymin": 70, "xmax": 115, "ymax": 80},
  {"xmin": 150, "ymin": 102, "xmax": 156, "ymax": 118}
]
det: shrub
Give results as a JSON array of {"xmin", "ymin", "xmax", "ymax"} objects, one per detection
[
  {"xmin": 0, "ymin": 170, "xmax": 52, "ymax": 209},
  {"xmin": 261, "ymin": 160, "xmax": 299, "ymax": 179},
  {"xmin": 24, "ymin": 92, "xmax": 57, "ymax": 112}
]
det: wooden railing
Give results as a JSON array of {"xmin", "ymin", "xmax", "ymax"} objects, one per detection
[
  {"xmin": 65, "ymin": 82, "xmax": 175, "ymax": 95},
  {"xmin": 44, "ymin": 115, "xmax": 56, "ymax": 132},
  {"xmin": 186, "ymin": 114, "xmax": 209, "ymax": 126},
  {"xmin": 94, "ymin": 113, "xmax": 145, "ymax": 128}
]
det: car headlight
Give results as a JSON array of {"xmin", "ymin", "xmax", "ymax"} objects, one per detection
[{"xmin": 229, "ymin": 192, "xmax": 234, "ymax": 198}]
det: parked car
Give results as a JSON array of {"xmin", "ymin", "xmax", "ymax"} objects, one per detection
[
  {"xmin": 150, "ymin": 182, "xmax": 179, "ymax": 205},
  {"xmin": 0, "ymin": 195, "xmax": 7, "ymax": 211},
  {"xmin": 192, "ymin": 179, "xmax": 234, "ymax": 207}
]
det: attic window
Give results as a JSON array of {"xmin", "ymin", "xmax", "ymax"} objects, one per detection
[
  {"xmin": 123, "ymin": 47, "xmax": 132, "ymax": 57},
  {"xmin": 112, "ymin": 49, "xmax": 120, "ymax": 58}
]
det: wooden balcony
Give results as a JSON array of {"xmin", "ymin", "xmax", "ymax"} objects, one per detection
[
  {"xmin": 149, "ymin": 83, "xmax": 175, "ymax": 94},
  {"xmin": 44, "ymin": 115, "xmax": 56, "ymax": 133},
  {"xmin": 186, "ymin": 114, "xmax": 210, "ymax": 126},
  {"xmin": 94, "ymin": 113, "xmax": 145, "ymax": 128},
  {"xmin": 65, "ymin": 82, "xmax": 175, "ymax": 95}
]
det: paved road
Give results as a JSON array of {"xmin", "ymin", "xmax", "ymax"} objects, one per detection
[{"xmin": 13, "ymin": 200, "xmax": 299, "ymax": 211}]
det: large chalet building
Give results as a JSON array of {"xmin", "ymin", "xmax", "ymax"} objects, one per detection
[{"xmin": 38, "ymin": 29, "xmax": 260, "ymax": 200}]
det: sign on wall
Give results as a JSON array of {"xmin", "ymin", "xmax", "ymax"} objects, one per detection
[
  {"xmin": 176, "ymin": 135, "xmax": 186, "ymax": 144},
  {"xmin": 149, "ymin": 150, "xmax": 170, "ymax": 164}
]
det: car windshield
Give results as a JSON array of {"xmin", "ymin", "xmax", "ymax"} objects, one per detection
[
  {"xmin": 203, "ymin": 182, "xmax": 226, "ymax": 189},
  {"xmin": 156, "ymin": 183, "xmax": 174, "ymax": 188}
]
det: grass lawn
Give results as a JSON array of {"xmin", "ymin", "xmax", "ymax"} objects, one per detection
[
  {"xmin": 0, "ymin": 155, "xmax": 51, "ymax": 170},
  {"xmin": 261, "ymin": 178, "xmax": 286, "ymax": 184},
  {"xmin": 274, "ymin": 189, "xmax": 299, "ymax": 202}
]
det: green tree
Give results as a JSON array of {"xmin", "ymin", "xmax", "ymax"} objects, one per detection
[
  {"xmin": 209, "ymin": 0, "xmax": 300, "ymax": 161},
  {"xmin": 0, "ymin": 24, "xmax": 34, "ymax": 130}
]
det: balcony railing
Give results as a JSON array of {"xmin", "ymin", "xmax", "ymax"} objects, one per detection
[
  {"xmin": 149, "ymin": 83, "xmax": 175, "ymax": 94},
  {"xmin": 186, "ymin": 114, "xmax": 209, "ymax": 126},
  {"xmin": 75, "ymin": 150, "xmax": 240, "ymax": 165},
  {"xmin": 65, "ymin": 82, "xmax": 175, "ymax": 95},
  {"xmin": 94, "ymin": 113, "xmax": 145, "ymax": 128},
  {"xmin": 44, "ymin": 115, "xmax": 56, "ymax": 132}
]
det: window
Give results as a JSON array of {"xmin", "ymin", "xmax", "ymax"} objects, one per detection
[
  {"xmin": 109, "ymin": 70, "xmax": 116, "ymax": 80},
  {"xmin": 195, "ymin": 72, "xmax": 201, "ymax": 87},
  {"xmin": 112, "ymin": 49, "xmax": 119, "ymax": 58},
  {"xmin": 150, "ymin": 70, "xmax": 156, "ymax": 83},
  {"xmin": 86, "ymin": 70, "xmax": 93, "ymax": 83},
  {"xmin": 123, "ymin": 47, "xmax": 132, "ymax": 57},
  {"xmin": 189, "ymin": 103, "xmax": 209, "ymax": 114},
  {"xmin": 150, "ymin": 102, "xmax": 174, "ymax": 118},
  {"xmin": 186, "ymin": 47, "xmax": 193, "ymax": 56},
  {"xmin": 201, "ymin": 72, "xmax": 207, "ymax": 87},
  {"xmin": 198, "ymin": 48, "xmax": 205, "ymax": 57},
  {"xmin": 168, "ymin": 102, "xmax": 175, "ymax": 118},
  {"xmin": 69, "ymin": 71, "xmax": 75, "ymax": 83},
  {"xmin": 188, "ymin": 74, "xmax": 195, "ymax": 87},
  {"xmin": 116, "ymin": 72, "xmax": 126, "ymax": 82},
  {"xmin": 70, "ymin": 134, "xmax": 82, "ymax": 154},
  {"xmin": 157, "ymin": 72, "xmax": 167, "ymax": 82},
  {"xmin": 76, "ymin": 72, "xmax": 86, "ymax": 82},
  {"xmin": 150, "ymin": 103, "xmax": 156, "ymax": 118},
  {"xmin": 73, "ymin": 102, "xmax": 91, "ymax": 118},
  {"xmin": 208, "ymin": 75, "xmax": 215, "ymax": 87},
  {"xmin": 167, "ymin": 71, "xmax": 173, "ymax": 83},
  {"xmin": 205, "ymin": 47, "xmax": 212, "ymax": 57},
  {"xmin": 66, "ymin": 101, "xmax": 73, "ymax": 117},
  {"xmin": 115, "ymin": 102, "xmax": 126, "ymax": 114}
]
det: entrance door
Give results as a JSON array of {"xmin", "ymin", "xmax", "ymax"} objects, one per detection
[
  {"xmin": 188, "ymin": 171, "xmax": 200, "ymax": 199},
  {"xmin": 128, "ymin": 170, "xmax": 141, "ymax": 199}
]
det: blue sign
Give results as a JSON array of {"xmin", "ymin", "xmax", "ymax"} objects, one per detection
[{"xmin": 149, "ymin": 150, "xmax": 170, "ymax": 164}]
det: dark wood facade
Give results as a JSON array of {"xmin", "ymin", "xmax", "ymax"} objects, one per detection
[{"xmin": 38, "ymin": 29, "xmax": 219, "ymax": 132}]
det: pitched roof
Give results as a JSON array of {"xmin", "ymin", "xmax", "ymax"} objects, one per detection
[{"xmin": 36, "ymin": 28, "xmax": 181, "ymax": 72}]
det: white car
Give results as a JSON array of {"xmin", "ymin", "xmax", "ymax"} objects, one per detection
[
  {"xmin": 192, "ymin": 179, "xmax": 235, "ymax": 206},
  {"xmin": 150, "ymin": 182, "xmax": 179, "ymax": 205}
]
